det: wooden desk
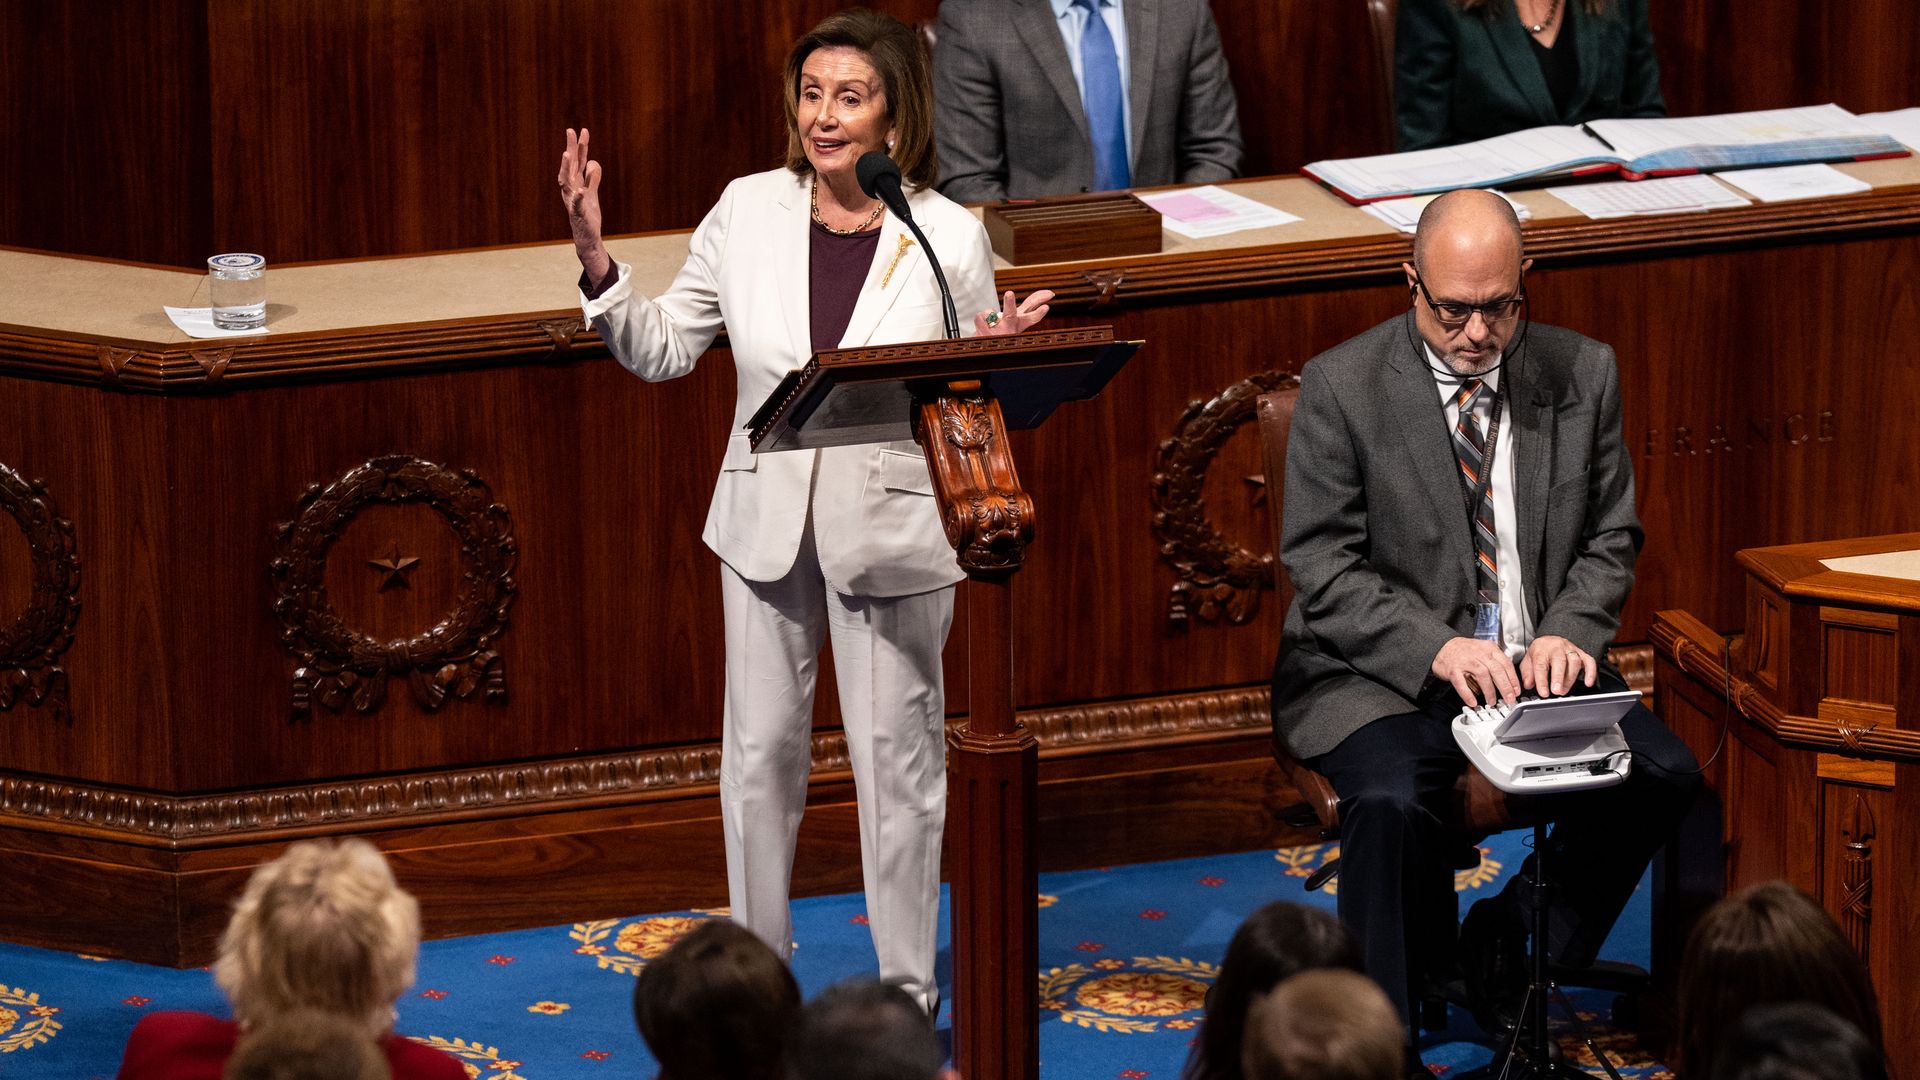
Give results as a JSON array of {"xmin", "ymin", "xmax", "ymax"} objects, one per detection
[
  {"xmin": 1652, "ymin": 534, "xmax": 1920, "ymax": 1069},
  {"xmin": 4, "ymin": 162, "xmax": 1920, "ymax": 964}
]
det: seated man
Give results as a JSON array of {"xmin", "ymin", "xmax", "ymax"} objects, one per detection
[
  {"xmin": 1270, "ymin": 189, "xmax": 1699, "ymax": 1046},
  {"xmin": 932, "ymin": 0, "xmax": 1243, "ymax": 202}
]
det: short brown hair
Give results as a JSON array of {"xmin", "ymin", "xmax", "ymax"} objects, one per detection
[
  {"xmin": 633, "ymin": 920, "xmax": 800, "ymax": 1080},
  {"xmin": 781, "ymin": 9, "xmax": 938, "ymax": 190},
  {"xmin": 213, "ymin": 839, "xmax": 421, "ymax": 1039},
  {"xmin": 1674, "ymin": 881, "xmax": 1885, "ymax": 1078},
  {"xmin": 1240, "ymin": 970, "xmax": 1404, "ymax": 1080}
]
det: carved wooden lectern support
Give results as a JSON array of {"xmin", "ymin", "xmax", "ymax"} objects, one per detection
[{"xmin": 751, "ymin": 327, "xmax": 1141, "ymax": 1080}]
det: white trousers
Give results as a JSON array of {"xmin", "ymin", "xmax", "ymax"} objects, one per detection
[{"xmin": 718, "ymin": 523, "xmax": 955, "ymax": 1009}]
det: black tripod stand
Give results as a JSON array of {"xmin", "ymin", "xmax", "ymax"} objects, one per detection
[{"xmin": 1459, "ymin": 817, "xmax": 1623, "ymax": 1080}]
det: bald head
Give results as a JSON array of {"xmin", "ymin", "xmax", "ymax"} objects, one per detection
[
  {"xmin": 1403, "ymin": 188, "xmax": 1530, "ymax": 375},
  {"xmin": 1411, "ymin": 188, "xmax": 1523, "ymax": 276}
]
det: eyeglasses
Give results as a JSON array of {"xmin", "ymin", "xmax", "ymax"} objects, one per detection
[{"xmin": 1413, "ymin": 274, "xmax": 1526, "ymax": 328}]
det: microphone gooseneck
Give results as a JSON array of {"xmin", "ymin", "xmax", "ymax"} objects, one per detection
[{"xmin": 856, "ymin": 151, "xmax": 960, "ymax": 339}]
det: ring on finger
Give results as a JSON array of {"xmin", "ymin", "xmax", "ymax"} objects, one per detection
[{"xmin": 983, "ymin": 310, "xmax": 1002, "ymax": 328}]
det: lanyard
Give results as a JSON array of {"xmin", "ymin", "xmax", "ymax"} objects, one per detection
[{"xmin": 1458, "ymin": 387, "xmax": 1504, "ymax": 527}]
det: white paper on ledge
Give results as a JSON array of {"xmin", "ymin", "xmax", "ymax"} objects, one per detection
[
  {"xmin": 1136, "ymin": 185, "xmax": 1302, "ymax": 239},
  {"xmin": 1545, "ymin": 174, "xmax": 1750, "ymax": 219},
  {"xmin": 1859, "ymin": 107, "xmax": 1920, "ymax": 153},
  {"xmin": 163, "ymin": 306, "xmax": 270, "ymax": 339},
  {"xmin": 1714, "ymin": 163, "xmax": 1872, "ymax": 202}
]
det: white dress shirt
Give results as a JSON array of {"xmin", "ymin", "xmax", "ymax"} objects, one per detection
[
  {"xmin": 1049, "ymin": 0, "xmax": 1134, "ymax": 167},
  {"xmin": 1428, "ymin": 347, "xmax": 1535, "ymax": 662}
]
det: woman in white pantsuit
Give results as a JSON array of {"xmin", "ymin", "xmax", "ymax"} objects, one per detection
[{"xmin": 556, "ymin": 9, "xmax": 1052, "ymax": 1014}]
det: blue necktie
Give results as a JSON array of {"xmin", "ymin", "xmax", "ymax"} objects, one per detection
[{"xmin": 1072, "ymin": 0, "xmax": 1130, "ymax": 191}]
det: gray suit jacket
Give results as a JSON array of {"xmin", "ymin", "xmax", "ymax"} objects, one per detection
[
  {"xmin": 933, "ymin": 0, "xmax": 1243, "ymax": 202},
  {"xmin": 1272, "ymin": 317, "xmax": 1642, "ymax": 760}
]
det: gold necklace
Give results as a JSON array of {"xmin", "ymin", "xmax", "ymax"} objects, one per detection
[{"xmin": 811, "ymin": 178, "xmax": 885, "ymax": 236}]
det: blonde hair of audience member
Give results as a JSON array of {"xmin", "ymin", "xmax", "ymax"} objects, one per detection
[
  {"xmin": 1674, "ymin": 881, "xmax": 1885, "ymax": 1079},
  {"xmin": 213, "ymin": 839, "xmax": 421, "ymax": 1039},
  {"xmin": 1240, "ymin": 970, "xmax": 1405, "ymax": 1080},
  {"xmin": 223, "ymin": 1008, "xmax": 393, "ymax": 1080}
]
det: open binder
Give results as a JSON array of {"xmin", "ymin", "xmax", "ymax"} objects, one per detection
[{"xmin": 1305, "ymin": 104, "xmax": 1910, "ymax": 204}]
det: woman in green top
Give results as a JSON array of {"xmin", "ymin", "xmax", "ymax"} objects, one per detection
[{"xmin": 1394, "ymin": 0, "xmax": 1665, "ymax": 151}]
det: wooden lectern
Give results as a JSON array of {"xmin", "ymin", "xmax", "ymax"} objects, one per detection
[
  {"xmin": 753, "ymin": 326, "xmax": 1142, "ymax": 1080},
  {"xmin": 1651, "ymin": 533, "xmax": 1920, "ymax": 1066}
]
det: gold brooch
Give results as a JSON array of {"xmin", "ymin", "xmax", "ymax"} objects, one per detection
[{"xmin": 878, "ymin": 234, "xmax": 915, "ymax": 289}]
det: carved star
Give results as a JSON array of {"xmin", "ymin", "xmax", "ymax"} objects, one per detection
[
  {"xmin": 1245, "ymin": 474, "xmax": 1267, "ymax": 508},
  {"xmin": 368, "ymin": 545, "xmax": 420, "ymax": 591}
]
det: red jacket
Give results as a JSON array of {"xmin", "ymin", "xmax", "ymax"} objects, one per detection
[{"xmin": 117, "ymin": 1011, "xmax": 468, "ymax": 1080}]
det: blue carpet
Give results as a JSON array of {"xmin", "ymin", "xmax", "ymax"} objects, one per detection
[{"xmin": 0, "ymin": 830, "xmax": 1670, "ymax": 1079}]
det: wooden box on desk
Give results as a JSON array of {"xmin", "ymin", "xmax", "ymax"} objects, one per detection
[{"xmin": 983, "ymin": 193, "xmax": 1161, "ymax": 265}]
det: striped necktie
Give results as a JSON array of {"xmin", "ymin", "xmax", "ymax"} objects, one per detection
[
  {"xmin": 1453, "ymin": 379, "xmax": 1499, "ymax": 600},
  {"xmin": 1071, "ymin": 0, "xmax": 1131, "ymax": 191}
]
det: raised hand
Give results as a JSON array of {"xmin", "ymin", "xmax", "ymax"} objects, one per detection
[
  {"xmin": 973, "ymin": 289, "xmax": 1054, "ymax": 336},
  {"xmin": 558, "ymin": 127, "xmax": 610, "ymax": 283}
]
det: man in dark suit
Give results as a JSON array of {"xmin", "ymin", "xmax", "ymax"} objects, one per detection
[
  {"xmin": 932, "ymin": 0, "xmax": 1243, "ymax": 202},
  {"xmin": 1271, "ymin": 189, "xmax": 1697, "ymax": 1053}
]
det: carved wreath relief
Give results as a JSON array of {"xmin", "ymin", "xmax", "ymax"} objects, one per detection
[
  {"xmin": 271, "ymin": 455, "xmax": 516, "ymax": 717},
  {"xmin": 0, "ymin": 464, "xmax": 81, "ymax": 722},
  {"xmin": 1151, "ymin": 370, "xmax": 1297, "ymax": 626}
]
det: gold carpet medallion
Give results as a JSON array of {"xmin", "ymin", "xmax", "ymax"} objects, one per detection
[
  {"xmin": 1455, "ymin": 845, "xmax": 1504, "ymax": 891},
  {"xmin": 0, "ymin": 985, "xmax": 61, "ymax": 1053},
  {"xmin": 570, "ymin": 916, "xmax": 710, "ymax": 976},
  {"xmin": 406, "ymin": 1036, "xmax": 526, "ymax": 1080},
  {"xmin": 1039, "ymin": 957, "xmax": 1214, "ymax": 1034}
]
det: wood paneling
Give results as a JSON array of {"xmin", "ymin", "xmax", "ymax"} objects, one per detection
[
  {"xmin": 200, "ymin": 0, "xmax": 944, "ymax": 264},
  {"xmin": 0, "ymin": 0, "xmax": 212, "ymax": 268},
  {"xmin": 0, "ymin": 729, "xmax": 1305, "ymax": 966},
  {"xmin": 6, "ymin": 1, "xmax": 1920, "ymax": 266},
  {"xmin": 1650, "ymin": 1, "xmax": 1920, "ymax": 123},
  {"xmin": 1212, "ymin": 0, "xmax": 1386, "ymax": 173}
]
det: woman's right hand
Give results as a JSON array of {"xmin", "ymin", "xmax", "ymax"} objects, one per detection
[{"xmin": 559, "ymin": 127, "xmax": 611, "ymax": 284}]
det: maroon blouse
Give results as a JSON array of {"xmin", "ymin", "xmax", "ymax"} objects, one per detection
[{"xmin": 809, "ymin": 219, "xmax": 882, "ymax": 353}]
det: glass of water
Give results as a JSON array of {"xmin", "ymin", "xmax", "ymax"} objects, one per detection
[{"xmin": 208, "ymin": 253, "xmax": 267, "ymax": 330}]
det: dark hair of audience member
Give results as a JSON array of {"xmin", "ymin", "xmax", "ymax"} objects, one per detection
[
  {"xmin": 632, "ymin": 920, "xmax": 801, "ymax": 1080},
  {"xmin": 1709, "ymin": 1002, "xmax": 1887, "ymax": 1080},
  {"xmin": 787, "ymin": 979, "xmax": 946, "ymax": 1080},
  {"xmin": 1240, "ymin": 969, "xmax": 1405, "ymax": 1080},
  {"xmin": 1183, "ymin": 901, "xmax": 1363, "ymax": 1080},
  {"xmin": 222, "ymin": 1008, "xmax": 392, "ymax": 1080},
  {"xmin": 1674, "ymin": 881, "xmax": 1885, "ymax": 1079}
]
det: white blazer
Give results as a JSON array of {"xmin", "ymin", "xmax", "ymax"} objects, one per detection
[{"xmin": 582, "ymin": 168, "xmax": 1000, "ymax": 597}]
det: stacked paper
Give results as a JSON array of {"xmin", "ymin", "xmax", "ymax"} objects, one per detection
[{"xmin": 1546, "ymin": 175, "xmax": 1751, "ymax": 219}]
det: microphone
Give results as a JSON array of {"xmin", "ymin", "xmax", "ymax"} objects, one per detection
[{"xmin": 856, "ymin": 151, "xmax": 960, "ymax": 339}]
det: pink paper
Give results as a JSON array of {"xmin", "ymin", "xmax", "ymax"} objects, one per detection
[{"xmin": 1147, "ymin": 192, "xmax": 1235, "ymax": 223}]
